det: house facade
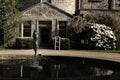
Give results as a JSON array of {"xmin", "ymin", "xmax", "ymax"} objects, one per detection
[
  {"xmin": 19, "ymin": 0, "xmax": 120, "ymax": 48},
  {"xmin": 20, "ymin": 2, "xmax": 72, "ymax": 48}
]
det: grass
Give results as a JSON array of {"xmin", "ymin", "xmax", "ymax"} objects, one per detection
[
  {"xmin": 86, "ymin": 50, "xmax": 120, "ymax": 53},
  {"xmin": 70, "ymin": 49, "xmax": 120, "ymax": 53},
  {"xmin": 0, "ymin": 45, "xmax": 5, "ymax": 50}
]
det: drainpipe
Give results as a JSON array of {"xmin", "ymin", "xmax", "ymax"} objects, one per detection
[{"xmin": 113, "ymin": 0, "xmax": 116, "ymax": 10}]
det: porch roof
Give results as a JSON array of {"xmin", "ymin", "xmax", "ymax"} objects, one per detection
[{"xmin": 20, "ymin": 2, "xmax": 73, "ymax": 20}]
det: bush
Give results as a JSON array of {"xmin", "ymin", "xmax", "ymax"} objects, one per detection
[
  {"xmin": 0, "ymin": 45, "xmax": 5, "ymax": 50},
  {"xmin": 83, "ymin": 23, "xmax": 116, "ymax": 50},
  {"xmin": 85, "ymin": 13, "xmax": 120, "ymax": 34},
  {"xmin": 68, "ymin": 13, "xmax": 119, "ymax": 50},
  {"xmin": 61, "ymin": 38, "xmax": 70, "ymax": 50},
  {"xmin": 52, "ymin": 38, "xmax": 70, "ymax": 50},
  {"xmin": 16, "ymin": 37, "xmax": 33, "ymax": 49},
  {"xmin": 116, "ymin": 34, "xmax": 120, "ymax": 50}
]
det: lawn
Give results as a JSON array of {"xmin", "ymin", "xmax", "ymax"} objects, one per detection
[{"xmin": 87, "ymin": 50, "xmax": 120, "ymax": 53}]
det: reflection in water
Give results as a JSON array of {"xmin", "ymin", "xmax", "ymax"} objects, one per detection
[{"xmin": 0, "ymin": 56, "xmax": 120, "ymax": 80}]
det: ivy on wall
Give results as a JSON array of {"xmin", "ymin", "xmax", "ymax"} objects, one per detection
[{"xmin": 0, "ymin": 0, "xmax": 20, "ymax": 47}]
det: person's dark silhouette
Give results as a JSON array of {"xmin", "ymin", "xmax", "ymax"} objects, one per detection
[{"xmin": 33, "ymin": 30, "xmax": 38, "ymax": 55}]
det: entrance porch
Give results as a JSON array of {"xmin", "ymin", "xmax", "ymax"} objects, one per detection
[{"xmin": 38, "ymin": 21, "xmax": 52, "ymax": 48}]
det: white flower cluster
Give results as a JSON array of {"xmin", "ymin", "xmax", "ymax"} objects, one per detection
[{"xmin": 86, "ymin": 23, "xmax": 116, "ymax": 50}]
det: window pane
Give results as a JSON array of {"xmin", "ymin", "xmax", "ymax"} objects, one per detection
[
  {"xmin": 59, "ymin": 21, "xmax": 67, "ymax": 38},
  {"xmin": 23, "ymin": 21, "xmax": 31, "ymax": 37},
  {"xmin": 48, "ymin": 0, "xmax": 51, "ymax": 3},
  {"xmin": 59, "ymin": 21, "xmax": 67, "ymax": 29},
  {"xmin": 59, "ymin": 30, "xmax": 66, "ymax": 38}
]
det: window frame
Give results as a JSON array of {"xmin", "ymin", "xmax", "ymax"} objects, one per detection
[
  {"xmin": 59, "ymin": 21, "xmax": 67, "ymax": 38},
  {"xmin": 23, "ymin": 21, "xmax": 32, "ymax": 37}
]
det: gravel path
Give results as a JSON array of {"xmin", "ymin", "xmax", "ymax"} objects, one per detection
[{"xmin": 0, "ymin": 49, "xmax": 120, "ymax": 62}]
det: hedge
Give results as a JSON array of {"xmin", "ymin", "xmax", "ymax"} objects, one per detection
[
  {"xmin": 16, "ymin": 37, "xmax": 33, "ymax": 49},
  {"xmin": 52, "ymin": 38, "xmax": 70, "ymax": 50},
  {"xmin": 16, "ymin": 37, "xmax": 70, "ymax": 49},
  {"xmin": 116, "ymin": 34, "xmax": 120, "ymax": 50}
]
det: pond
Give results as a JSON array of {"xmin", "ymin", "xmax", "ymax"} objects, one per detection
[{"xmin": 0, "ymin": 56, "xmax": 120, "ymax": 80}]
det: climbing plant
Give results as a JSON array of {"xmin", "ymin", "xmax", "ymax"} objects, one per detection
[{"xmin": 0, "ymin": 0, "xmax": 20, "ymax": 47}]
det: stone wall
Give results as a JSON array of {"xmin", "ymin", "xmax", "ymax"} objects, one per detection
[
  {"xmin": 20, "ymin": 0, "xmax": 120, "ymax": 14},
  {"xmin": 50, "ymin": 0, "xmax": 76, "ymax": 14},
  {"xmin": 20, "ymin": 0, "xmax": 40, "ymax": 10},
  {"xmin": 21, "ymin": 3, "xmax": 71, "ymax": 38},
  {"xmin": 80, "ymin": 10, "xmax": 120, "ymax": 17},
  {"xmin": 79, "ymin": 0, "xmax": 120, "ymax": 19},
  {"xmin": 77, "ymin": 0, "xmax": 120, "ymax": 10},
  {"xmin": 115, "ymin": 0, "xmax": 120, "ymax": 10},
  {"xmin": 80, "ymin": 10, "xmax": 120, "ymax": 29},
  {"xmin": 81, "ymin": 0, "xmax": 109, "ymax": 10},
  {"xmin": 20, "ymin": 0, "xmax": 76, "ymax": 14}
]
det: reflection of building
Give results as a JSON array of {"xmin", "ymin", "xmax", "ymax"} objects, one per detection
[{"xmin": 20, "ymin": 0, "xmax": 120, "ymax": 48}]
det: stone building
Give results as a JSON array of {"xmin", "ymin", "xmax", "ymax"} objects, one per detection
[
  {"xmin": 75, "ymin": 0, "xmax": 120, "ymax": 15},
  {"xmin": 20, "ymin": 1, "xmax": 73, "ymax": 48},
  {"xmin": 19, "ymin": 0, "xmax": 120, "ymax": 48}
]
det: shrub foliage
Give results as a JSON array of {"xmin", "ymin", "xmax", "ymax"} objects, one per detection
[
  {"xmin": 52, "ymin": 38, "xmax": 70, "ymax": 50},
  {"xmin": 115, "ymin": 34, "xmax": 120, "ymax": 50},
  {"xmin": 16, "ymin": 37, "xmax": 33, "ymax": 49},
  {"xmin": 0, "ymin": 0, "xmax": 20, "ymax": 47},
  {"xmin": 68, "ymin": 13, "xmax": 120, "ymax": 50},
  {"xmin": 85, "ymin": 13, "xmax": 120, "ymax": 34}
]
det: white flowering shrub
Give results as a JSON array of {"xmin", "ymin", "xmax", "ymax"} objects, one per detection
[{"xmin": 84, "ymin": 23, "xmax": 116, "ymax": 50}]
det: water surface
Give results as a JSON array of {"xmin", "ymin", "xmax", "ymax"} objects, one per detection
[{"xmin": 0, "ymin": 56, "xmax": 120, "ymax": 80}]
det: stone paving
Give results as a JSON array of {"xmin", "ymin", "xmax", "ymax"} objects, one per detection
[{"xmin": 0, "ymin": 49, "xmax": 120, "ymax": 62}]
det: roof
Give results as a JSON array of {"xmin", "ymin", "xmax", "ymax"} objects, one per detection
[{"xmin": 21, "ymin": 2, "xmax": 73, "ymax": 18}]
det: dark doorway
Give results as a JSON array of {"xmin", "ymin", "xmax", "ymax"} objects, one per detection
[
  {"xmin": 40, "ymin": 28, "xmax": 50, "ymax": 46},
  {"xmin": 39, "ymin": 21, "xmax": 51, "ymax": 48}
]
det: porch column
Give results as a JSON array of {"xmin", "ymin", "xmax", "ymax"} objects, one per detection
[
  {"xmin": 35, "ymin": 19, "xmax": 39, "ymax": 34},
  {"xmin": 35, "ymin": 19, "xmax": 39, "ymax": 48},
  {"xmin": 21, "ymin": 23, "xmax": 23, "ymax": 38},
  {"xmin": 55, "ymin": 19, "xmax": 59, "ymax": 36}
]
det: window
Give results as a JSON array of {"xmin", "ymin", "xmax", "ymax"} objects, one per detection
[
  {"xmin": 47, "ymin": 0, "xmax": 51, "ymax": 3},
  {"xmin": 88, "ymin": 0, "xmax": 102, "ymax": 2},
  {"xmin": 23, "ymin": 21, "xmax": 31, "ymax": 37},
  {"xmin": 108, "ymin": 0, "xmax": 112, "ymax": 10},
  {"xmin": 119, "ymin": 4, "xmax": 120, "ymax": 7},
  {"xmin": 59, "ymin": 21, "xmax": 67, "ymax": 38}
]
